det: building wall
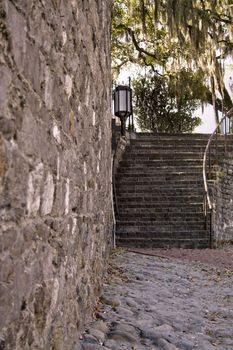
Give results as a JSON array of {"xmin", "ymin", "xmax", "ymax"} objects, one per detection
[
  {"xmin": 213, "ymin": 160, "xmax": 233, "ymax": 243},
  {"xmin": 0, "ymin": 0, "xmax": 112, "ymax": 348}
]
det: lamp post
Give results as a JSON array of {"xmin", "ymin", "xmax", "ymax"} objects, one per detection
[{"xmin": 113, "ymin": 84, "xmax": 132, "ymax": 136}]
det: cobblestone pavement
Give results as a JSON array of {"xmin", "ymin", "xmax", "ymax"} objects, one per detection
[{"xmin": 78, "ymin": 250, "xmax": 233, "ymax": 350}]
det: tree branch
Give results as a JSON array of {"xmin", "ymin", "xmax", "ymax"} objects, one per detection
[{"xmin": 127, "ymin": 28, "xmax": 159, "ymax": 60}]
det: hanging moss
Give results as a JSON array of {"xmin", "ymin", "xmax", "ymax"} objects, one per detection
[{"xmin": 112, "ymin": 0, "xmax": 233, "ymax": 111}]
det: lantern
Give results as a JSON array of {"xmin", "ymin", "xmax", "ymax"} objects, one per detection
[{"xmin": 113, "ymin": 85, "xmax": 132, "ymax": 135}]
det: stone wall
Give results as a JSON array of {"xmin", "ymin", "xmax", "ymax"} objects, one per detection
[
  {"xmin": 213, "ymin": 159, "xmax": 233, "ymax": 243},
  {"xmin": 0, "ymin": 0, "xmax": 112, "ymax": 349}
]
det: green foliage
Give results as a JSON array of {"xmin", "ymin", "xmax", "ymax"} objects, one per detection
[
  {"xmin": 111, "ymin": 0, "xmax": 179, "ymax": 77},
  {"xmin": 112, "ymin": 0, "xmax": 233, "ymax": 71},
  {"xmin": 133, "ymin": 71, "xmax": 202, "ymax": 133}
]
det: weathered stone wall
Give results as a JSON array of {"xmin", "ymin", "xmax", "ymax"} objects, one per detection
[
  {"xmin": 212, "ymin": 160, "xmax": 233, "ymax": 243},
  {"xmin": 0, "ymin": 0, "xmax": 112, "ymax": 349}
]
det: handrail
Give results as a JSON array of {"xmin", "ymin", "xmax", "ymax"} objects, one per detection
[
  {"xmin": 203, "ymin": 107, "xmax": 233, "ymax": 209},
  {"xmin": 202, "ymin": 107, "xmax": 233, "ymax": 247}
]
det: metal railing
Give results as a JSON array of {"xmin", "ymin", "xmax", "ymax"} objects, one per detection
[{"xmin": 203, "ymin": 108, "xmax": 233, "ymax": 248}]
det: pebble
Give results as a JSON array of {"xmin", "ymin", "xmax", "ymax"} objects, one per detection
[
  {"xmin": 88, "ymin": 329, "xmax": 105, "ymax": 344},
  {"xmin": 157, "ymin": 338, "xmax": 178, "ymax": 350},
  {"xmin": 79, "ymin": 251, "xmax": 233, "ymax": 349},
  {"xmin": 100, "ymin": 294, "xmax": 121, "ymax": 307},
  {"xmin": 108, "ymin": 330, "xmax": 138, "ymax": 343},
  {"xmin": 81, "ymin": 344, "xmax": 109, "ymax": 350}
]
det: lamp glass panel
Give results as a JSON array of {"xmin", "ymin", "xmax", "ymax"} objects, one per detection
[
  {"xmin": 119, "ymin": 90, "xmax": 127, "ymax": 111},
  {"xmin": 115, "ymin": 91, "xmax": 119, "ymax": 113},
  {"xmin": 127, "ymin": 90, "xmax": 131, "ymax": 112}
]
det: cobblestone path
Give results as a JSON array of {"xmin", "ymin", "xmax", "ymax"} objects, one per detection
[{"xmin": 78, "ymin": 251, "xmax": 233, "ymax": 350}]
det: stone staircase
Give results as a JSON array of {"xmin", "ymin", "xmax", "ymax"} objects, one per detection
[{"xmin": 115, "ymin": 133, "xmax": 232, "ymax": 249}]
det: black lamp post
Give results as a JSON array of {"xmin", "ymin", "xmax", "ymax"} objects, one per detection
[{"xmin": 113, "ymin": 84, "xmax": 132, "ymax": 136}]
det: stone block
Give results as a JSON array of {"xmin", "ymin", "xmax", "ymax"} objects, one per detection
[
  {"xmin": 0, "ymin": 65, "xmax": 12, "ymax": 115},
  {"xmin": 213, "ymin": 160, "xmax": 233, "ymax": 242}
]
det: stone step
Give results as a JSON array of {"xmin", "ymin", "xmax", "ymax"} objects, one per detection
[
  {"xmin": 134, "ymin": 133, "xmax": 233, "ymax": 140},
  {"xmin": 117, "ymin": 222, "xmax": 206, "ymax": 229},
  {"xmin": 125, "ymin": 145, "xmax": 232, "ymax": 152},
  {"xmin": 119, "ymin": 160, "xmax": 203, "ymax": 167},
  {"xmin": 116, "ymin": 177, "xmax": 204, "ymax": 184},
  {"xmin": 116, "ymin": 188, "xmax": 203, "ymax": 195},
  {"xmin": 116, "ymin": 237, "xmax": 209, "ymax": 249},
  {"xmin": 134, "ymin": 137, "xmax": 210, "ymax": 142},
  {"xmin": 118, "ymin": 223, "xmax": 210, "ymax": 231},
  {"xmin": 128, "ymin": 141, "xmax": 233, "ymax": 147},
  {"xmin": 118, "ymin": 196, "xmax": 203, "ymax": 204},
  {"xmin": 130, "ymin": 138, "xmax": 228, "ymax": 145},
  {"xmin": 117, "ymin": 191, "xmax": 203, "ymax": 198},
  {"xmin": 117, "ymin": 216, "xmax": 205, "ymax": 224},
  {"xmin": 116, "ymin": 179, "xmax": 203, "ymax": 192},
  {"xmin": 118, "ymin": 207, "xmax": 204, "ymax": 214},
  {"xmin": 123, "ymin": 151, "xmax": 230, "ymax": 160},
  {"xmin": 117, "ymin": 223, "xmax": 205, "ymax": 232},
  {"xmin": 116, "ymin": 169, "xmax": 203, "ymax": 176},
  {"xmin": 116, "ymin": 179, "xmax": 203, "ymax": 186},
  {"xmin": 118, "ymin": 203, "xmax": 203, "ymax": 213},
  {"xmin": 116, "ymin": 228, "xmax": 207, "ymax": 238},
  {"xmin": 117, "ymin": 212, "xmax": 205, "ymax": 220},
  {"xmin": 117, "ymin": 166, "xmax": 203, "ymax": 174},
  {"xmin": 136, "ymin": 132, "xmax": 212, "ymax": 137},
  {"xmin": 115, "ymin": 132, "xmax": 216, "ymax": 249},
  {"xmin": 116, "ymin": 173, "xmax": 203, "ymax": 181},
  {"xmin": 123, "ymin": 153, "xmax": 204, "ymax": 160},
  {"xmin": 129, "ymin": 144, "xmax": 233, "ymax": 153},
  {"xmin": 134, "ymin": 133, "xmax": 233, "ymax": 141}
]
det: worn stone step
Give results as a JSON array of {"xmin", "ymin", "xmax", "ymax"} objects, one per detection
[
  {"xmin": 130, "ymin": 141, "xmax": 233, "ymax": 148},
  {"xmin": 136, "ymin": 132, "xmax": 211, "ymax": 137},
  {"xmin": 116, "ymin": 170, "xmax": 203, "ymax": 177},
  {"xmin": 116, "ymin": 180, "xmax": 203, "ymax": 192},
  {"xmin": 116, "ymin": 218, "xmax": 204, "ymax": 225},
  {"xmin": 117, "ymin": 198, "xmax": 204, "ymax": 205},
  {"xmin": 116, "ymin": 181, "xmax": 204, "ymax": 189},
  {"xmin": 115, "ymin": 174, "xmax": 204, "ymax": 183},
  {"xmin": 116, "ymin": 228, "xmax": 207, "ymax": 238},
  {"xmin": 117, "ymin": 224, "xmax": 205, "ymax": 233},
  {"xmin": 116, "ymin": 212, "xmax": 205, "ymax": 220},
  {"xmin": 118, "ymin": 207, "xmax": 204, "ymax": 214},
  {"xmin": 134, "ymin": 133, "xmax": 233, "ymax": 141},
  {"xmin": 116, "ymin": 182, "xmax": 203, "ymax": 189},
  {"xmin": 114, "ymin": 132, "xmax": 216, "ymax": 249},
  {"xmin": 118, "ymin": 182, "xmax": 204, "ymax": 196},
  {"xmin": 135, "ymin": 132, "xmax": 233, "ymax": 140},
  {"xmin": 123, "ymin": 153, "xmax": 204, "ymax": 160},
  {"xmin": 118, "ymin": 194, "xmax": 203, "ymax": 203},
  {"xmin": 116, "ymin": 221, "xmax": 206, "ymax": 228},
  {"xmin": 116, "ymin": 190, "xmax": 203, "ymax": 196},
  {"xmin": 125, "ymin": 145, "xmax": 232, "ymax": 153},
  {"xmin": 121, "ymin": 155, "xmax": 204, "ymax": 161},
  {"xmin": 119, "ymin": 160, "xmax": 203, "ymax": 168},
  {"xmin": 117, "ymin": 166, "xmax": 203, "ymax": 174},
  {"xmin": 128, "ymin": 144, "xmax": 233, "ymax": 152},
  {"xmin": 125, "ymin": 144, "xmax": 233, "ymax": 151},
  {"xmin": 116, "ymin": 179, "xmax": 203, "ymax": 186},
  {"xmin": 123, "ymin": 152, "xmax": 231, "ymax": 162},
  {"xmin": 118, "ymin": 204, "xmax": 203, "ymax": 213},
  {"xmin": 130, "ymin": 141, "xmax": 232, "ymax": 147},
  {"xmin": 133, "ymin": 136, "xmax": 210, "ymax": 142},
  {"xmin": 130, "ymin": 139, "xmax": 211, "ymax": 146},
  {"xmin": 116, "ymin": 237, "xmax": 209, "ymax": 249}
]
